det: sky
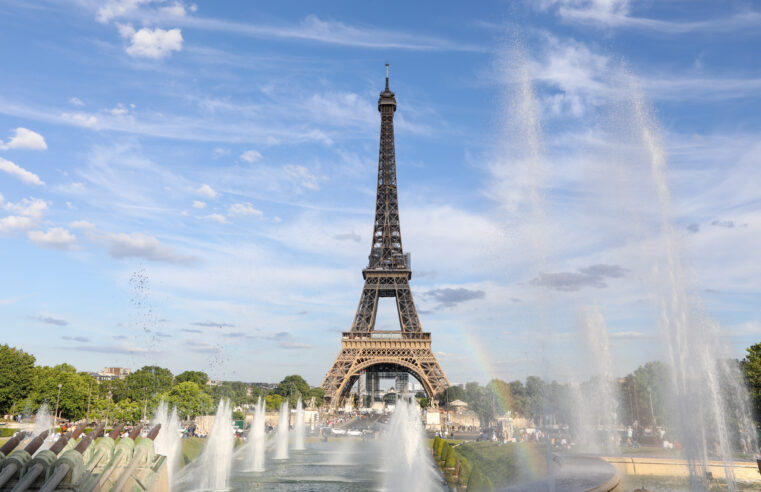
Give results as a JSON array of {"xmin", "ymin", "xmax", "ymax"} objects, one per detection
[{"xmin": 0, "ymin": 0, "xmax": 759, "ymax": 387}]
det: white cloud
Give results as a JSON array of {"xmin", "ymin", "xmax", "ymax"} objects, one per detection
[
  {"xmin": 204, "ymin": 213, "xmax": 228, "ymax": 224},
  {"xmin": 99, "ymin": 232, "xmax": 195, "ymax": 263},
  {"xmin": 0, "ymin": 128, "xmax": 47, "ymax": 150},
  {"xmin": 547, "ymin": 0, "xmax": 761, "ymax": 34},
  {"xmin": 0, "ymin": 197, "xmax": 47, "ymax": 234},
  {"xmin": 109, "ymin": 103, "xmax": 129, "ymax": 115},
  {"xmin": 160, "ymin": 1, "xmax": 190, "ymax": 17},
  {"xmin": 27, "ymin": 227, "xmax": 77, "ymax": 250},
  {"xmin": 283, "ymin": 164, "xmax": 319, "ymax": 190},
  {"xmin": 196, "ymin": 183, "xmax": 217, "ymax": 198},
  {"xmin": 96, "ymin": 0, "xmax": 154, "ymax": 23},
  {"xmin": 0, "ymin": 158, "xmax": 45, "ymax": 186},
  {"xmin": 61, "ymin": 112, "xmax": 98, "ymax": 128},
  {"xmin": 240, "ymin": 150, "xmax": 262, "ymax": 163},
  {"xmin": 69, "ymin": 97, "xmax": 84, "ymax": 106},
  {"xmin": 70, "ymin": 220, "xmax": 95, "ymax": 230},
  {"xmin": 228, "ymin": 202, "xmax": 263, "ymax": 217},
  {"xmin": 192, "ymin": 200, "xmax": 206, "ymax": 209},
  {"xmin": 118, "ymin": 24, "xmax": 183, "ymax": 59}
]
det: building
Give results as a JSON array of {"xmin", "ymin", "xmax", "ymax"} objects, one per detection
[{"xmin": 91, "ymin": 367, "xmax": 132, "ymax": 381}]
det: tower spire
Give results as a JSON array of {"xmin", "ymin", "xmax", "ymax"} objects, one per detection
[{"xmin": 370, "ymin": 64, "xmax": 402, "ymax": 270}]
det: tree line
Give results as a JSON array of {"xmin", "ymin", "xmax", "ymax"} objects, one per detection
[
  {"xmin": 0, "ymin": 344, "xmax": 324, "ymax": 423},
  {"xmin": 3, "ymin": 341, "xmax": 760, "ymax": 429},
  {"xmin": 436, "ymin": 342, "xmax": 761, "ymax": 435}
]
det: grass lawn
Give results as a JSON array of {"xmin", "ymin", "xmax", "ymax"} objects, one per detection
[{"xmin": 453, "ymin": 441, "xmax": 547, "ymax": 489}]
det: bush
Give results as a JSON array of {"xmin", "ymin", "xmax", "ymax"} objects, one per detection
[
  {"xmin": 440, "ymin": 442, "xmax": 451, "ymax": 463},
  {"xmin": 459, "ymin": 456, "xmax": 471, "ymax": 485},
  {"xmin": 445, "ymin": 446, "xmax": 457, "ymax": 468},
  {"xmin": 437, "ymin": 439, "xmax": 446, "ymax": 459},
  {"xmin": 467, "ymin": 466, "xmax": 493, "ymax": 492},
  {"xmin": 433, "ymin": 436, "xmax": 442, "ymax": 457}
]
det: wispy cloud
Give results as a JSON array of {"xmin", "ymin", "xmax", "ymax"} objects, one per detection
[
  {"xmin": 424, "ymin": 287, "xmax": 486, "ymax": 309},
  {"xmin": 531, "ymin": 264, "xmax": 628, "ymax": 292},
  {"xmin": 31, "ymin": 315, "xmax": 68, "ymax": 326},
  {"xmin": 191, "ymin": 321, "xmax": 235, "ymax": 328},
  {"xmin": 62, "ymin": 335, "xmax": 89, "ymax": 342},
  {"xmin": 174, "ymin": 14, "xmax": 484, "ymax": 52},
  {"xmin": 97, "ymin": 232, "xmax": 196, "ymax": 263},
  {"xmin": 27, "ymin": 227, "xmax": 77, "ymax": 250},
  {"xmin": 0, "ymin": 158, "xmax": 45, "ymax": 186},
  {"xmin": 547, "ymin": 1, "xmax": 761, "ymax": 34}
]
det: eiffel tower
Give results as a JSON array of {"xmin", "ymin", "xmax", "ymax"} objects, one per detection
[{"xmin": 322, "ymin": 66, "xmax": 449, "ymax": 408}]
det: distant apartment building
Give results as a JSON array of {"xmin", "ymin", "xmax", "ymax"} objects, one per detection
[{"xmin": 91, "ymin": 367, "xmax": 132, "ymax": 381}]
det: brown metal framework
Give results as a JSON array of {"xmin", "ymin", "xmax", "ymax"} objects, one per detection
[{"xmin": 322, "ymin": 67, "xmax": 449, "ymax": 408}]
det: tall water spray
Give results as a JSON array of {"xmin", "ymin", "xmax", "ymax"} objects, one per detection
[
  {"xmin": 380, "ymin": 397, "xmax": 438, "ymax": 492},
  {"xmin": 573, "ymin": 307, "xmax": 619, "ymax": 455},
  {"xmin": 243, "ymin": 396, "xmax": 266, "ymax": 472},
  {"xmin": 618, "ymin": 78, "xmax": 758, "ymax": 490},
  {"xmin": 32, "ymin": 404, "xmax": 52, "ymax": 451},
  {"xmin": 194, "ymin": 398, "xmax": 233, "ymax": 491},
  {"xmin": 292, "ymin": 397, "xmax": 305, "ymax": 451},
  {"xmin": 274, "ymin": 401, "xmax": 289, "ymax": 460},
  {"xmin": 153, "ymin": 400, "xmax": 181, "ymax": 486}
]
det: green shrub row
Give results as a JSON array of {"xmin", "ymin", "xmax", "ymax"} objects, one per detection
[{"xmin": 432, "ymin": 437, "xmax": 492, "ymax": 490}]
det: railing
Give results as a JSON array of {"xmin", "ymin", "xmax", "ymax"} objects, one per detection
[{"xmin": 342, "ymin": 331, "xmax": 430, "ymax": 340}]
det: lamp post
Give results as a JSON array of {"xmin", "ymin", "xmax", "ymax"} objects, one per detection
[
  {"xmin": 105, "ymin": 391, "xmax": 112, "ymax": 432},
  {"xmin": 142, "ymin": 387, "xmax": 147, "ymax": 423},
  {"xmin": 54, "ymin": 383, "xmax": 63, "ymax": 424},
  {"xmin": 648, "ymin": 387, "xmax": 656, "ymax": 428}
]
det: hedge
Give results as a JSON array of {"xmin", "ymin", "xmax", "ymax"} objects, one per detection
[{"xmin": 467, "ymin": 465, "xmax": 493, "ymax": 492}]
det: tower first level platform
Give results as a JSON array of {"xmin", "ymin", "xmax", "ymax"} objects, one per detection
[{"xmin": 322, "ymin": 331, "xmax": 449, "ymax": 407}]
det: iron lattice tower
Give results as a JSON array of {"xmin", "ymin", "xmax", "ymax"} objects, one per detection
[{"xmin": 322, "ymin": 67, "xmax": 449, "ymax": 408}]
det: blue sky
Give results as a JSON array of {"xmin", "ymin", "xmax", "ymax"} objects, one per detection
[{"xmin": 0, "ymin": 0, "xmax": 759, "ymax": 386}]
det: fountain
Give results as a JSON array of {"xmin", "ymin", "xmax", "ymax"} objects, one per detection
[
  {"xmin": 573, "ymin": 306, "xmax": 619, "ymax": 455},
  {"xmin": 30, "ymin": 405, "xmax": 52, "ymax": 452},
  {"xmin": 274, "ymin": 401, "xmax": 289, "ymax": 460},
  {"xmin": 192, "ymin": 398, "xmax": 233, "ymax": 491},
  {"xmin": 293, "ymin": 397, "xmax": 305, "ymax": 451},
  {"xmin": 152, "ymin": 400, "xmax": 181, "ymax": 485},
  {"xmin": 241, "ymin": 396, "xmax": 266, "ymax": 472},
  {"xmin": 380, "ymin": 397, "xmax": 439, "ymax": 492},
  {"xmin": 611, "ymin": 76, "xmax": 759, "ymax": 490}
]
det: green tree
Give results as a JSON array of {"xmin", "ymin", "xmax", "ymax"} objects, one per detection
[
  {"xmin": 175, "ymin": 371, "xmax": 209, "ymax": 387},
  {"xmin": 31, "ymin": 364, "xmax": 93, "ymax": 421},
  {"xmin": 168, "ymin": 381, "xmax": 212, "ymax": 419},
  {"xmin": 524, "ymin": 376, "xmax": 546, "ymax": 425},
  {"xmin": 741, "ymin": 343, "xmax": 761, "ymax": 421},
  {"xmin": 309, "ymin": 386, "xmax": 325, "ymax": 407},
  {"xmin": 274, "ymin": 375, "xmax": 310, "ymax": 406},
  {"xmin": 265, "ymin": 394, "xmax": 285, "ymax": 412},
  {"xmin": 111, "ymin": 398, "xmax": 142, "ymax": 423},
  {"xmin": 487, "ymin": 379, "xmax": 514, "ymax": 415},
  {"xmin": 438, "ymin": 385, "xmax": 466, "ymax": 407},
  {"xmin": 97, "ymin": 378, "xmax": 127, "ymax": 403},
  {"xmin": 508, "ymin": 380, "xmax": 527, "ymax": 416},
  {"xmin": 124, "ymin": 366, "xmax": 173, "ymax": 402},
  {"xmin": 0, "ymin": 345, "xmax": 35, "ymax": 414}
]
